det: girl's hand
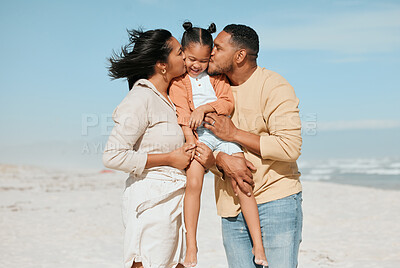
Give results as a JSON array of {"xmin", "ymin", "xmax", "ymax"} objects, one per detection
[
  {"xmin": 168, "ymin": 143, "xmax": 196, "ymax": 170},
  {"xmin": 189, "ymin": 107, "xmax": 206, "ymax": 130}
]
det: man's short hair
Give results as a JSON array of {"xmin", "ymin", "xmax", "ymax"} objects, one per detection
[{"xmin": 223, "ymin": 24, "xmax": 259, "ymax": 58}]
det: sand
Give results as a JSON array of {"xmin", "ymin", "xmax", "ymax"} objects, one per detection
[{"xmin": 1, "ymin": 164, "xmax": 399, "ymax": 267}]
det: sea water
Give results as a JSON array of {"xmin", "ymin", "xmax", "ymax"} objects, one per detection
[{"xmin": 298, "ymin": 157, "xmax": 400, "ymax": 190}]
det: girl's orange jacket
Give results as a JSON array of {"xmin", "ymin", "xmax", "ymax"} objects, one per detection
[{"xmin": 169, "ymin": 73, "xmax": 234, "ymax": 126}]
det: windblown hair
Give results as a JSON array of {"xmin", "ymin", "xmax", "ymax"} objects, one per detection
[
  {"xmin": 108, "ymin": 28, "xmax": 172, "ymax": 90},
  {"xmin": 223, "ymin": 24, "xmax": 259, "ymax": 59},
  {"xmin": 181, "ymin": 21, "xmax": 216, "ymax": 51}
]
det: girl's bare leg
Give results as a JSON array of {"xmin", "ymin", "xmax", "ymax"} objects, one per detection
[
  {"xmin": 183, "ymin": 159, "xmax": 205, "ymax": 267},
  {"xmin": 232, "ymin": 153, "xmax": 268, "ymax": 266},
  {"xmin": 131, "ymin": 262, "xmax": 143, "ymax": 268}
]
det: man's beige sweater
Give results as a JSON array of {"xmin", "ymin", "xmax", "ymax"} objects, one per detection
[{"xmin": 214, "ymin": 66, "xmax": 302, "ymax": 217}]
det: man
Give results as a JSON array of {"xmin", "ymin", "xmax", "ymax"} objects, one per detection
[{"xmin": 204, "ymin": 24, "xmax": 303, "ymax": 268}]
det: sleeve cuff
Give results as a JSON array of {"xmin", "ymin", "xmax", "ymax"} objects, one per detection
[
  {"xmin": 260, "ymin": 134, "xmax": 276, "ymax": 160},
  {"xmin": 208, "ymin": 100, "xmax": 231, "ymax": 115},
  {"xmin": 120, "ymin": 152, "xmax": 148, "ymax": 175},
  {"xmin": 260, "ymin": 134, "xmax": 301, "ymax": 161}
]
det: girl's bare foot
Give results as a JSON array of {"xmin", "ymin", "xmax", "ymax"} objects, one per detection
[
  {"xmin": 252, "ymin": 247, "xmax": 268, "ymax": 267},
  {"xmin": 183, "ymin": 245, "xmax": 197, "ymax": 267}
]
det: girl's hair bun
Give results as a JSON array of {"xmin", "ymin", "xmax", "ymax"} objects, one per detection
[
  {"xmin": 183, "ymin": 21, "xmax": 193, "ymax": 31},
  {"xmin": 207, "ymin": 23, "xmax": 216, "ymax": 34}
]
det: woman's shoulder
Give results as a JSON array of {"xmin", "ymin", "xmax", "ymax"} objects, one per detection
[{"xmin": 117, "ymin": 81, "xmax": 154, "ymax": 110}]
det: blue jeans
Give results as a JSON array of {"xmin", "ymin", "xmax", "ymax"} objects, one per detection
[{"xmin": 221, "ymin": 192, "xmax": 303, "ymax": 268}]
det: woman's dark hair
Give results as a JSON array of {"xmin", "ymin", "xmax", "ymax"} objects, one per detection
[
  {"xmin": 181, "ymin": 21, "xmax": 216, "ymax": 51},
  {"xmin": 108, "ymin": 28, "xmax": 172, "ymax": 90},
  {"xmin": 223, "ymin": 24, "xmax": 259, "ymax": 59}
]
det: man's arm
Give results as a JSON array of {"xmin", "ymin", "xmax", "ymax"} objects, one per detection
[
  {"xmin": 204, "ymin": 113, "xmax": 262, "ymax": 156},
  {"xmin": 258, "ymin": 81, "xmax": 302, "ymax": 161},
  {"xmin": 204, "ymin": 77, "xmax": 301, "ymax": 161}
]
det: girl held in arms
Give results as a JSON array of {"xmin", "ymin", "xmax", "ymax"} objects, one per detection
[{"xmin": 169, "ymin": 22, "xmax": 268, "ymax": 268}]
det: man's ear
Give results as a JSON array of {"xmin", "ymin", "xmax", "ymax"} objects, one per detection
[{"xmin": 235, "ymin": 49, "xmax": 247, "ymax": 64}]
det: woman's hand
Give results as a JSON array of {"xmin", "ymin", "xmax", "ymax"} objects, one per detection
[
  {"xmin": 168, "ymin": 143, "xmax": 196, "ymax": 170},
  {"xmin": 193, "ymin": 141, "xmax": 215, "ymax": 170},
  {"xmin": 189, "ymin": 106, "xmax": 206, "ymax": 130}
]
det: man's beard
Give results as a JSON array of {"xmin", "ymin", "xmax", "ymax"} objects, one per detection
[{"xmin": 207, "ymin": 61, "xmax": 233, "ymax": 76}]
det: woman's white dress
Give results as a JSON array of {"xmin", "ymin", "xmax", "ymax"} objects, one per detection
[{"xmin": 103, "ymin": 79, "xmax": 186, "ymax": 268}]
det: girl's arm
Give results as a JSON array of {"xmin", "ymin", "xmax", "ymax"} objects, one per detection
[
  {"xmin": 181, "ymin": 125, "xmax": 197, "ymax": 160},
  {"xmin": 189, "ymin": 104, "xmax": 216, "ymax": 129},
  {"xmin": 208, "ymin": 74, "xmax": 234, "ymax": 116},
  {"xmin": 169, "ymin": 78, "xmax": 193, "ymax": 126},
  {"xmin": 182, "ymin": 125, "xmax": 197, "ymax": 144}
]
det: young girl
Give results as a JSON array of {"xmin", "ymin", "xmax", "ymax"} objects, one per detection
[{"xmin": 169, "ymin": 22, "xmax": 268, "ymax": 268}]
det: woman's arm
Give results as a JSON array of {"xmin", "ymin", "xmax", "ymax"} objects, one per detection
[
  {"xmin": 103, "ymin": 94, "xmax": 150, "ymax": 175},
  {"xmin": 146, "ymin": 143, "xmax": 196, "ymax": 170},
  {"xmin": 103, "ymin": 94, "xmax": 196, "ymax": 173}
]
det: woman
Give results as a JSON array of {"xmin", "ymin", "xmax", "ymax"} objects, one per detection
[{"xmin": 103, "ymin": 28, "xmax": 213, "ymax": 268}]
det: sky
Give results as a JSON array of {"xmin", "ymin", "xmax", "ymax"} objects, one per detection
[{"xmin": 0, "ymin": 0, "xmax": 399, "ymax": 168}]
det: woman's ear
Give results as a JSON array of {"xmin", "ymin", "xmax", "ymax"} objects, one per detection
[
  {"xmin": 155, "ymin": 62, "xmax": 168, "ymax": 74},
  {"xmin": 235, "ymin": 49, "xmax": 247, "ymax": 64}
]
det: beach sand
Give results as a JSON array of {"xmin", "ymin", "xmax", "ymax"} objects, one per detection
[{"xmin": 0, "ymin": 164, "xmax": 399, "ymax": 267}]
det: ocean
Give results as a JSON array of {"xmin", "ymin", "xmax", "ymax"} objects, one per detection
[{"xmin": 298, "ymin": 157, "xmax": 400, "ymax": 190}]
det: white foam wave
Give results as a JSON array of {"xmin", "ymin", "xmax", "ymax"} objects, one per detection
[
  {"xmin": 301, "ymin": 174, "xmax": 332, "ymax": 181},
  {"xmin": 309, "ymin": 169, "xmax": 335, "ymax": 175},
  {"xmin": 341, "ymin": 169, "xmax": 400, "ymax": 176}
]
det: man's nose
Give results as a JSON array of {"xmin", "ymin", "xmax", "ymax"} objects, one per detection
[{"xmin": 210, "ymin": 47, "xmax": 216, "ymax": 56}]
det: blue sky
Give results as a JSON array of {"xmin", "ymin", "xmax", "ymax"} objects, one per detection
[{"xmin": 0, "ymin": 0, "xmax": 399, "ymax": 167}]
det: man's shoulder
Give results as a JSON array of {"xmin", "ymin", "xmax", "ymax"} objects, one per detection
[{"xmin": 256, "ymin": 67, "xmax": 290, "ymax": 85}]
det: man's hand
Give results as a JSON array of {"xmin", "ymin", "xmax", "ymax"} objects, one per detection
[
  {"xmin": 203, "ymin": 113, "xmax": 238, "ymax": 142},
  {"xmin": 193, "ymin": 141, "xmax": 215, "ymax": 170},
  {"xmin": 216, "ymin": 152, "xmax": 256, "ymax": 196}
]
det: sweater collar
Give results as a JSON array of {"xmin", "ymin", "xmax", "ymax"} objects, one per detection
[{"xmin": 134, "ymin": 79, "xmax": 176, "ymax": 111}]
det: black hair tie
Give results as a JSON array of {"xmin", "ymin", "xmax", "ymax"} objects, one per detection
[
  {"xmin": 183, "ymin": 21, "xmax": 193, "ymax": 31},
  {"xmin": 207, "ymin": 23, "xmax": 216, "ymax": 34}
]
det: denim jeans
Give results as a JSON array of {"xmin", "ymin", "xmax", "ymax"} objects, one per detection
[{"xmin": 221, "ymin": 192, "xmax": 303, "ymax": 268}]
